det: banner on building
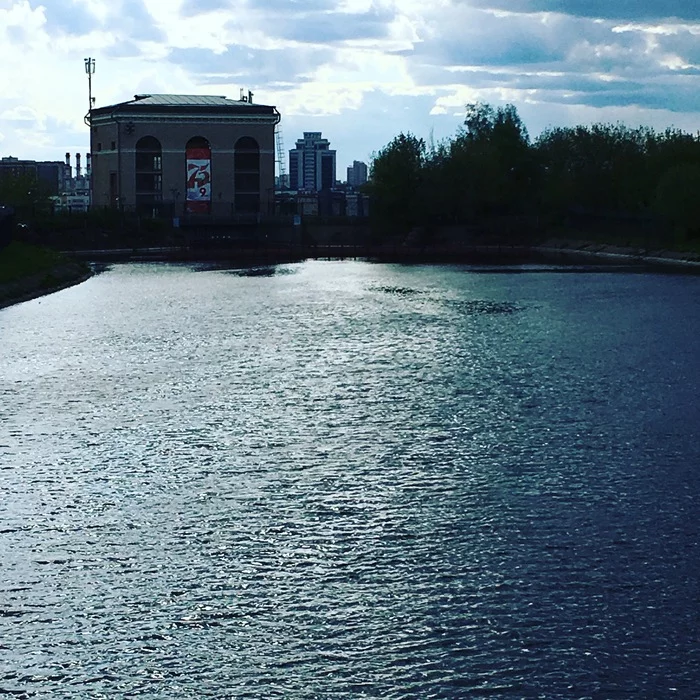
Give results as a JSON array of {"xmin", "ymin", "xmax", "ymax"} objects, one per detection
[{"xmin": 186, "ymin": 147, "xmax": 211, "ymax": 214}]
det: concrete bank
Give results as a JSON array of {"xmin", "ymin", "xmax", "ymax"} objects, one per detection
[{"xmin": 535, "ymin": 239, "xmax": 700, "ymax": 270}]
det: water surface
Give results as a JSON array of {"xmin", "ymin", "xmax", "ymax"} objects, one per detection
[{"xmin": 2, "ymin": 261, "xmax": 699, "ymax": 698}]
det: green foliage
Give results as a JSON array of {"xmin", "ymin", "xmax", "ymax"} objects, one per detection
[
  {"xmin": 0, "ymin": 241, "xmax": 67, "ymax": 285},
  {"xmin": 654, "ymin": 163, "xmax": 700, "ymax": 239},
  {"xmin": 535, "ymin": 124, "xmax": 655, "ymax": 215},
  {"xmin": 368, "ymin": 102, "xmax": 700, "ymax": 249},
  {"xmin": 0, "ymin": 172, "xmax": 53, "ymax": 220},
  {"xmin": 464, "ymin": 102, "xmax": 529, "ymax": 146},
  {"xmin": 368, "ymin": 103, "xmax": 535, "ymax": 238},
  {"xmin": 459, "ymin": 102, "xmax": 533, "ymax": 216},
  {"xmin": 368, "ymin": 132, "xmax": 426, "ymax": 235},
  {"xmin": 40, "ymin": 272, "xmax": 59, "ymax": 289}
]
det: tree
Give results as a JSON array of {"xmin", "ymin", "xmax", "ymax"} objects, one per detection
[
  {"xmin": 654, "ymin": 163, "xmax": 700, "ymax": 240},
  {"xmin": 459, "ymin": 102, "xmax": 533, "ymax": 217},
  {"xmin": 368, "ymin": 133, "xmax": 426, "ymax": 236},
  {"xmin": 0, "ymin": 172, "xmax": 52, "ymax": 220},
  {"xmin": 535, "ymin": 124, "xmax": 651, "ymax": 217}
]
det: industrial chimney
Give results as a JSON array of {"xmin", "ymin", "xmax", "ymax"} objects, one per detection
[
  {"xmin": 86, "ymin": 153, "xmax": 92, "ymax": 176},
  {"xmin": 75, "ymin": 153, "xmax": 81, "ymax": 178}
]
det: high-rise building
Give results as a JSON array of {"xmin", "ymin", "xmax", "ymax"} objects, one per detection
[
  {"xmin": 346, "ymin": 160, "xmax": 368, "ymax": 188},
  {"xmin": 289, "ymin": 132, "xmax": 336, "ymax": 191}
]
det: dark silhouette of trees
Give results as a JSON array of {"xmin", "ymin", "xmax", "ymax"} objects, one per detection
[
  {"xmin": 368, "ymin": 103, "xmax": 700, "ymax": 248},
  {"xmin": 0, "ymin": 172, "xmax": 52, "ymax": 220},
  {"xmin": 367, "ymin": 132, "xmax": 426, "ymax": 235},
  {"xmin": 535, "ymin": 124, "xmax": 649, "ymax": 216},
  {"xmin": 368, "ymin": 104, "xmax": 536, "ymax": 240},
  {"xmin": 461, "ymin": 102, "xmax": 534, "ymax": 217},
  {"xmin": 654, "ymin": 163, "xmax": 700, "ymax": 240}
]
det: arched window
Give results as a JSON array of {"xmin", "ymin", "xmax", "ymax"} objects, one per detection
[
  {"xmin": 135, "ymin": 136, "xmax": 162, "ymax": 216},
  {"xmin": 185, "ymin": 136, "xmax": 211, "ymax": 214},
  {"xmin": 234, "ymin": 136, "xmax": 260, "ymax": 213}
]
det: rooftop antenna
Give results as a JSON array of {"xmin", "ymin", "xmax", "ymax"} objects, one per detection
[{"xmin": 84, "ymin": 57, "xmax": 95, "ymax": 126}]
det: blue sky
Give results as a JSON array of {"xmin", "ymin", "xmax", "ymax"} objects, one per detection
[{"xmin": 0, "ymin": 0, "xmax": 698, "ymax": 176}]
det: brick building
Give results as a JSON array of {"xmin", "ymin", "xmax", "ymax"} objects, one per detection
[{"xmin": 88, "ymin": 93, "xmax": 280, "ymax": 217}]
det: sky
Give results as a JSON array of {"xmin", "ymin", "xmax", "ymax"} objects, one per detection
[{"xmin": 0, "ymin": 0, "xmax": 699, "ymax": 176}]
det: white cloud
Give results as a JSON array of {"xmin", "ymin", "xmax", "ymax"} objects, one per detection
[
  {"xmin": 0, "ymin": 0, "xmax": 699, "ymax": 172},
  {"xmin": 0, "ymin": 106, "xmax": 39, "ymax": 122}
]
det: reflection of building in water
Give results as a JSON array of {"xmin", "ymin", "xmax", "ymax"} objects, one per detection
[{"xmin": 88, "ymin": 93, "xmax": 280, "ymax": 217}]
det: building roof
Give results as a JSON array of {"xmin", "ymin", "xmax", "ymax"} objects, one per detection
[
  {"xmin": 89, "ymin": 93, "xmax": 279, "ymax": 123},
  {"xmin": 130, "ymin": 94, "xmax": 257, "ymax": 107}
]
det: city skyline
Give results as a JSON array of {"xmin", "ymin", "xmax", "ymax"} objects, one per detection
[{"xmin": 0, "ymin": 1, "xmax": 698, "ymax": 175}]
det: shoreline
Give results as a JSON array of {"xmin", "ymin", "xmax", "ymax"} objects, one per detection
[
  {"xmin": 533, "ymin": 239, "xmax": 700, "ymax": 270},
  {"xmin": 63, "ymin": 239, "xmax": 700, "ymax": 271},
  {"xmin": 3, "ymin": 238, "xmax": 699, "ymax": 311},
  {"xmin": 0, "ymin": 262, "xmax": 93, "ymax": 310}
]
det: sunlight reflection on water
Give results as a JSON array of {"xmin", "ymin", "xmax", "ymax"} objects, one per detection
[{"xmin": 1, "ymin": 261, "xmax": 700, "ymax": 698}]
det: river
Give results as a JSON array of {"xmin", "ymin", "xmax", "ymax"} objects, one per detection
[{"xmin": 2, "ymin": 261, "xmax": 699, "ymax": 698}]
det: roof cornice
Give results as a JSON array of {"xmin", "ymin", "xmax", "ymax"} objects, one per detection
[{"xmin": 90, "ymin": 111, "xmax": 280, "ymax": 126}]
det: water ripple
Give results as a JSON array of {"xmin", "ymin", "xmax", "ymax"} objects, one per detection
[{"xmin": 1, "ymin": 261, "xmax": 699, "ymax": 698}]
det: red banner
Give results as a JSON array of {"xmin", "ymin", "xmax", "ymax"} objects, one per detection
[{"xmin": 186, "ymin": 147, "xmax": 211, "ymax": 214}]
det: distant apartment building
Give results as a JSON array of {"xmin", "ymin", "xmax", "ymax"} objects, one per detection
[
  {"xmin": 346, "ymin": 160, "xmax": 368, "ymax": 188},
  {"xmin": 0, "ymin": 155, "xmax": 90, "ymax": 212},
  {"xmin": 275, "ymin": 173, "xmax": 290, "ymax": 190},
  {"xmin": 296, "ymin": 191, "xmax": 319, "ymax": 216},
  {"xmin": 289, "ymin": 132, "xmax": 336, "ymax": 191},
  {"xmin": 346, "ymin": 192, "xmax": 370, "ymax": 217},
  {"xmin": 0, "ymin": 156, "xmax": 71, "ymax": 196}
]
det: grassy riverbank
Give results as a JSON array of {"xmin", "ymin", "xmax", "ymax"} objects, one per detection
[{"xmin": 0, "ymin": 242, "xmax": 92, "ymax": 309}]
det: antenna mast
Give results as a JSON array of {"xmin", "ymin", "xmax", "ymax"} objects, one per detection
[{"xmin": 84, "ymin": 57, "xmax": 95, "ymax": 126}]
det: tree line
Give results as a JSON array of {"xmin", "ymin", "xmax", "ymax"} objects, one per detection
[{"xmin": 367, "ymin": 103, "xmax": 700, "ymax": 247}]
